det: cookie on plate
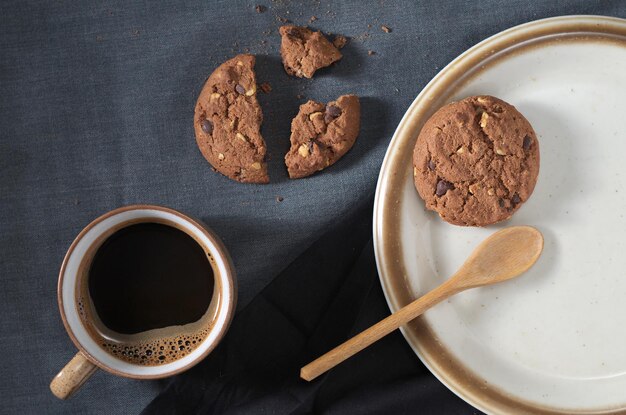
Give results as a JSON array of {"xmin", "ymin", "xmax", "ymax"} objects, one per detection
[
  {"xmin": 194, "ymin": 54, "xmax": 269, "ymax": 184},
  {"xmin": 279, "ymin": 25, "xmax": 342, "ymax": 78},
  {"xmin": 285, "ymin": 94, "xmax": 360, "ymax": 179},
  {"xmin": 413, "ymin": 95, "xmax": 539, "ymax": 226}
]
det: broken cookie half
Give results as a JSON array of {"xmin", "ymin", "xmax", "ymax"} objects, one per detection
[
  {"xmin": 194, "ymin": 54, "xmax": 269, "ymax": 184},
  {"xmin": 279, "ymin": 25, "xmax": 343, "ymax": 78},
  {"xmin": 285, "ymin": 95, "xmax": 360, "ymax": 179}
]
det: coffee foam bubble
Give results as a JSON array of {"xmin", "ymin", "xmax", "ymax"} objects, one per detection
[
  {"xmin": 77, "ymin": 293, "xmax": 217, "ymax": 365},
  {"xmin": 99, "ymin": 329, "xmax": 210, "ymax": 365}
]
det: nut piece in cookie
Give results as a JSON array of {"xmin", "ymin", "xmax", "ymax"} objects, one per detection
[
  {"xmin": 194, "ymin": 54, "xmax": 269, "ymax": 184},
  {"xmin": 285, "ymin": 95, "xmax": 360, "ymax": 179},
  {"xmin": 279, "ymin": 25, "xmax": 342, "ymax": 78},
  {"xmin": 412, "ymin": 95, "xmax": 540, "ymax": 226}
]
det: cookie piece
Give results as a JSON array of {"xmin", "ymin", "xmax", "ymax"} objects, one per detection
[
  {"xmin": 194, "ymin": 54, "xmax": 268, "ymax": 183},
  {"xmin": 285, "ymin": 95, "xmax": 360, "ymax": 179},
  {"xmin": 413, "ymin": 95, "xmax": 539, "ymax": 226},
  {"xmin": 279, "ymin": 25, "xmax": 342, "ymax": 78}
]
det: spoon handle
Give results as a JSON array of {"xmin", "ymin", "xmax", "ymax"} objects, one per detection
[{"xmin": 300, "ymin": 279, "xmax": 460, "ymax": 381}]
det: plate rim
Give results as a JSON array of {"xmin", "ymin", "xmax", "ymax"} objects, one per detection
[{"xmin": 372, "ymin": 14, "xmax": 626, "ymax": 415}]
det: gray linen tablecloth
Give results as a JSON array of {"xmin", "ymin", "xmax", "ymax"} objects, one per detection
[{"xmin": 1, "ymin": 0, "xmax": 624, "ymax": 413}]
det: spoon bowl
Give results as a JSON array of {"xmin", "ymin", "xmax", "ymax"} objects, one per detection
[{"xmin": 450, "ymin": 226, "xmax": 544, "ymax": 290}]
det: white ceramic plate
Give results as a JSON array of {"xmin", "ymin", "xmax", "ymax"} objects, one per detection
[{"xmin": 373, "ymin": 16, "xmax": 626, "ymax": 414}]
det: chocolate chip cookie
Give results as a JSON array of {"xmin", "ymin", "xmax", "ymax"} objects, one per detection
[
  {"xmin": 194, "ymin": 54, "xmax": 269, "ymax": 183},
  {"xmin": 279, "ymin": 25, "xmax": 342, "ymax": 78},
  {"xmin": 285, "ymin": 94, "xmax": 360, "ymax": 179},
  {"xmin": 413, "ymin": 95, "xmax": 540, "ymax": 226}
]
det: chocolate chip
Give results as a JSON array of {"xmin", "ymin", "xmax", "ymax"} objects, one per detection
[
  {"xmin": 326, "ymin": 105, "xmax": 342, "ymax": 117},
  {"xmin": 308, "ymin": 140, "xmax": 315, "ymax": 154},
  {"xmin": 284, "ymin": 27, "xmax": 300, "ymax": 38},
  {"xmin": 498, "ymin": 198, "xmax": 505, "ymax": 208},
  {"xmin": 324, "ymin": 105, "xmax": 342, "ymax": 123},
  {"xmin": 436, "ymin": 179, "xmax": 454, "ymax": 196},
  {"xmin": 235, "ymin": 84, "xmax": 246, "ymax": 94},
  {"xmin": 523, "ymin": 135, "xmax": 532, "ymax": 151},
  {"xmin": 428, "ymin": 160, "xmax": 436, "ymax": 171},
  {"xmin": 332, "ymin": 35, "xmax": 348, "ymax": 49},
  {"xmin": 511, "ymin": 193, "xmax": 521, "ymax": 205},
  {"xmin": 201, "ymin": 118, "xmax": 213, "ymax": 135}
]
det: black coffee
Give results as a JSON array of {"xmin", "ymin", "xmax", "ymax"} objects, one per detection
[{"xmin": 88, "ymin": 222, "xmax": 214, "ymax": 335}]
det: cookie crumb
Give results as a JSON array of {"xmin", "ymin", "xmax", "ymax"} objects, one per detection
[
  {"xmin": 276, "ymin": 196, "xmax": 284, "ymax": 202},
  {"xmin": 367, "ymin": 50, "xmax": 375, "ymax": 56},
  {"xmin": 296, "ymin": 94, "xmax": 304, "ymax": 99},
  {"xmin": 255, "ymin": 4, "xmax": 266, "ymax": 13},
  {"xmin": 381, "ymin": 25, "xmax": 392, "ymax": 33},
  {"xmin": 309, "ymin": 15, "xmax": 317, "ymax": 23},
  {"xmin": 260, "ymin": 82, "xmax": 272, "ymax": 93},
  {"xmin": 332, "ymin": 35, "xmax": 348, "ymax": 49},
  {"xmin": 277, "ymin": 16, "xmax": 291, "ymax": 23}
]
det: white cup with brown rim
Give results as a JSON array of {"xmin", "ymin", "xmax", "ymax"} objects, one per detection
[{"xmin": 50, "ymin": 205, "xmax": 236, "ymax": 399}]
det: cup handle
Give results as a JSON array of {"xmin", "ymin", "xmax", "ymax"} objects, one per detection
[{"xmin": 50, "ymin": 352, "xmax": 98, "ymax": 399}]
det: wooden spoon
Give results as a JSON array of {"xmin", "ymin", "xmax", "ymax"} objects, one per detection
[{"xmin": 300, "ymin": 226, "xmax": 543, "ymax": 381}]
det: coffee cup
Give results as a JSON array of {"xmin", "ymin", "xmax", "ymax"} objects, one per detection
[{"xmin": 50, "ymin": 205, "xmax": 236, "ymax": 399}]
